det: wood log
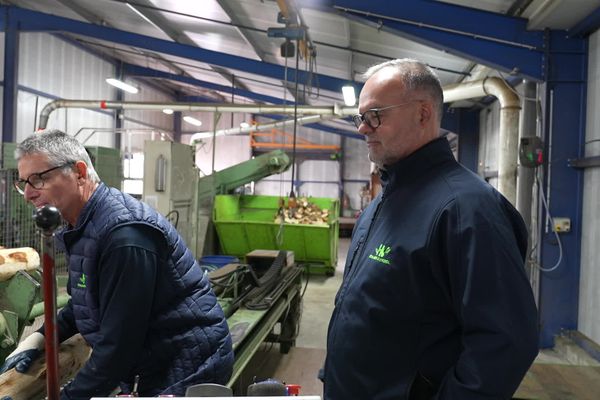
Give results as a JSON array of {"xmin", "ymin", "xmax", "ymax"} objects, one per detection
[
  {"xmin": 0, "ymin": 335, "xmax": 90, "ymax": 400},
  {"xmin": 0, "ymin": 247, "xmax": 40, "ymax": 282}
]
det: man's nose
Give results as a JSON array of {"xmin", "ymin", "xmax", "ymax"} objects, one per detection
[
  {"xmin": 358, "ymin": 121, "xmax": 374, "ymax": 135},
  {"xmin": 23, "ymin": 184, "xmax": 38, "ymax": 201}
]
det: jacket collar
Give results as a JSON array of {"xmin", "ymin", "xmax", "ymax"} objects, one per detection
[{"xmin": 380, "ymin": 137, "xmax": 455, "ymax": 189}]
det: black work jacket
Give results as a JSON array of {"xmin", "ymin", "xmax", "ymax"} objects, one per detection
[{"xmin": 324, "ymin": 138, "xmax": 538, "ymax": 399}]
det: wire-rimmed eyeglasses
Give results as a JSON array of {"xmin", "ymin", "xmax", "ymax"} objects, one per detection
[
  {"xmin": 352, "ymin": 101, "xmax": 420, "ymax": 129},
  {"xmin": 14, "ymin": 163, "xmax": 74, "ymax": 195}
]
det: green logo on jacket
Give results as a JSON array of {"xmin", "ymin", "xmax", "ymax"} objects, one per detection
[
  {"xmin": 369, "ymin": 244, "xmax": 391, "ymax": 265},
  {"xmin": 77, "ymin": 274, "xmax": 87, "ymax": 288}
]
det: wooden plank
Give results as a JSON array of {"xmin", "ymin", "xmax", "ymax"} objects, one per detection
[{"xmin": 0, "ymin": 335, "xmax": 90, "ymax": 400}]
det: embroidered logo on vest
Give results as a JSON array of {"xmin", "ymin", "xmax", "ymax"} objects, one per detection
[
  {"xmin": 77, "ymin": 273, "xmax": 87, "ymax": 288},
  {"xmin": 368, "ymin": 244, "xmax": 391, "ymax": 265}
]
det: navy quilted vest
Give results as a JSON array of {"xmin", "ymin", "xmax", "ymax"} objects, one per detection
[{"xmin": 57, "ymin": 184, "xmax": 233, "ymax": 395}]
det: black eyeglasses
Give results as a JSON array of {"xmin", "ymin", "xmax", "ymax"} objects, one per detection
[
  {"xmin": 14, "ymin": 163, "xmax": 74, "ymax": 194},
  {"xmin": 352, "ymin": 101, "xmax": 420, "ymax": 129}
]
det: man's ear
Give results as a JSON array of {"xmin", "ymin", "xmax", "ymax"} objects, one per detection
[
  {"xmin": 419, "ymin": 101, "xmax": 433, "ymax": 126},
  {"xmin": 74, "ymin": 161, "xmax": 88, "ymax": 181}
]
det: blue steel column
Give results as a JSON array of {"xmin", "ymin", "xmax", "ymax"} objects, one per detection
[
  {"xmin": 114, "ymin": 62, "xmax": 124, "ymax": 150},
  {"xmin": 538, "ymin": 31, "xmax": 587, "ymax": 348},
  {"xmin": 173, "ymin": 111, "xmax": 182, "ymax": 143},
  {"xmin": 456, "ymin": 109, "xmax": 479, "ymax": 174},
  {"xmin": 2, "ymin": 7, "xmax": 19, "ymax": 167}
]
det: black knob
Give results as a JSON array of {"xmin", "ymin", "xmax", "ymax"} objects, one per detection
[{"xmin": 34, "ymin": 205, "xmax": 62, "ymax": 232}]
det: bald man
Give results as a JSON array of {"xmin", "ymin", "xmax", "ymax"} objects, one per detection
[{"xmin": 323, "ymin": 59, "xmax": 538, "ymax": 399}]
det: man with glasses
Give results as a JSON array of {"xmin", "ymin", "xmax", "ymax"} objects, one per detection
[
  {"xmin": 1, "ymin": 129, "xmax": 233, "ymax": 398},
  {"xmin": 323, "ymin": 59, "xmax": 538, "ymax": 399}
]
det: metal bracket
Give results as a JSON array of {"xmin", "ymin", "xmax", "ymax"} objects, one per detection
[{"xmin": 568, "ymin": 155, "xmax": 600, "ymax": 169}]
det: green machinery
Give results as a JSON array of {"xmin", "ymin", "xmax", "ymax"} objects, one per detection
[
  {"xmin": 0, "ymin": 269, "xmax": 41, "ymax": 362},
  {"xmin": 142, "ymin": 141, "xmax": 292, "ymax": 258},
  {"xmin": 214, "ymin": 195, "xmax": 339, "ymax": 275},
  {"xmin": 0, "ymin": 270, "xmax": 69, "ymax": 364}
]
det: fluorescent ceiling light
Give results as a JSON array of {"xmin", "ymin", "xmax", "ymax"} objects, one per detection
[
  {"xmin": 239, "ymin": 122, "xmax": 251, "ymax": 129},
  {"xmin": 183, "ymin": 116, "xmax": 203, "ymax": 126},
  {"xmin": 162, "ymin": 108, "xmax": 174, "ymax": 115},
  {"xmin": 106, "ymin": 78, "xmax": 138, "ymax": 94},
  {"xmin": 342, "ymin": 85, "xmax": 356, "ymax": 106}
]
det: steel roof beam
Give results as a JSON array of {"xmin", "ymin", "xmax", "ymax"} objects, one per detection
[
  {"xmin": 124, "ymin": 0, "xmax": 252, "ymax": 94},
  {"xmin": 0, "ymin": 6, "xmax": 354, "ymax": 94},
  {"xmin": 54, "ymin": 0, "xmax": 187, "ymax": 81},
  {"xmin": 124, "ymin": 63, "xmax": 294, "ymax": 105},
  {"xmin": 214, "ymin": 0, "xmax": 297, "ymax": 101},
  {"xmin": 327, "ymin": 0, "xmax": 545, "ymax": 81},
  {"xmin": 568, "ymin": 5, "xmax": 600, "ymax": 37}
]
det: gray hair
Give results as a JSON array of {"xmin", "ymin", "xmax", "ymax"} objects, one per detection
[
  {"xmin": 15, "ymin": 129, "xmax": 101, "ymax": 183},
  {"xmin": 363, "ymin": 58, "xmax": 444, "ymax": 124}
]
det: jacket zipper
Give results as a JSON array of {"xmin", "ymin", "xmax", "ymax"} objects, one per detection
[
  {"xmin": 325, "ymin": 188, "xmax": 387, "ymax": 386},
  {"xmin": 331, "ymin": 188, "xmax": 388, "ymax": 317}
]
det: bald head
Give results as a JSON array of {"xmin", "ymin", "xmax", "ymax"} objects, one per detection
[{"xmin": 363, "ymin": 59, "xmax": 444, "ymax": 126}]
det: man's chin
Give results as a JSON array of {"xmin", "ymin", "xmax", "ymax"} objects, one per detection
[{"xmin": 368, "ymin": 154, "xmax": 383, "ymax": 168}]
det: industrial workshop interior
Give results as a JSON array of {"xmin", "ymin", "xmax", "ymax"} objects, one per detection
[{"xmin": 1, "ymin": 0, "xmax": 600, "ymax": 399}]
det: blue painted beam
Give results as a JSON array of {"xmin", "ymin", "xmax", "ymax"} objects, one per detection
[
  {"xmin": 537, "ymin": 31, "xmax": 587, "ymax": 348},
  {"xmin": 568, "ymin": 6, "xmax": 600, "ymax": 38},
  {"xmin": 173, "ymin": 111, "xmax": 182, "ymax": 143},
  {"xmin": 178, "ymin": 95, "xmax": 226, "ymax": 103},
  {"xmin": 124, "ymin": 63, "xmax": 292, "ymax": 105},
  {"xmin": 5, "ymin": 5, "xmax": 354, "ymax": 94},
  {"xmin": 2, "ymin": 7, "xmax": 19, "ymax": 147},
  {"xmin": 331, "ymin": 0, "xmax": 545, "ymax": 81}
]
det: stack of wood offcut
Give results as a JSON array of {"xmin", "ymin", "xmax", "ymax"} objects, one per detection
[
  {"xmin": 0, "ymin": 246, "xmax": 40, "ymax": 282},
  {"xmin": 0, "ymin": 247, "xmax": 92, "ymax": 399},
  {"xmin": 274, "ymin": 197, "xmax": 330, "ymax": 225}
]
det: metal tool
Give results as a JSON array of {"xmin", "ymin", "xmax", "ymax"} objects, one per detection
[{"xmin": 34, "ymin": 205, "xmax": 62, "ymax": 400}]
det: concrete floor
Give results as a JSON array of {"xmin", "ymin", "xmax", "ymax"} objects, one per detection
[{"xmin": 233, "ymin": 239, "xmax": 348, "ymax": 396}]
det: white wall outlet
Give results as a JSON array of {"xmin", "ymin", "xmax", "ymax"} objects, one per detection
[{"xmin": 553, "ymin": 217, "xmax": 571, "ymax": 233}]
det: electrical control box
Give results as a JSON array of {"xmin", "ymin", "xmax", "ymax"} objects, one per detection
[
  {"xmin": 519, "ymin": 137, "xmax": 544, "ymax": 168},
  {"xmin": 553, "ymin": 217, "xmax": 571, "ymax": 233}
]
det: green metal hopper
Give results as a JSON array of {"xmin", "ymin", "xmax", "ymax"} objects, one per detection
[{"xmin": 213, "ymin": 194, "xmax": 339, "ymax": 275}]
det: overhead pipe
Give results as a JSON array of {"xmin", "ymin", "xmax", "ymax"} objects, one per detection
[
  {"xmin": 37, "ymin": 78, "xmax": 520, "ymax": 204},
  {"xmin": 443, "ymin": 77, "xmax": 521, "ymax": 205},
  {"xmin": 37, "ymin": 100, "xmax": 355, "ymax": 131},
  {"xmin": 189, "ymin": 115, "xmax": 328, "ymax": 144}
]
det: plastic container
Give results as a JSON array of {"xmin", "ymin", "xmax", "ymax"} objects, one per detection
[{"xmin": 212, "ymin": 194, "xmax": 339, "ymax": 268}]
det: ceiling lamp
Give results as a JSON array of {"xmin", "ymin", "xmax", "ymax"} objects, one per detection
[
  {"xmin": 106, "ymin": 78, "xmax": 138, "ymax": 94},
  {"xmin": 183, "ymin": 116, "xmax": 203, "ymax": 126},
  {"xmin": 342, "ymin": 85, "xmax": 356, "ymax": 107}
]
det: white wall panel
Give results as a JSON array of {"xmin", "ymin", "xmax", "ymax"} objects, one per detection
[
  {"xmin": 255, "ymin": 168, "xmax": 292, "ymax": 196},
  {"xmin": 298, "ymin": 160, "xmax": 340, "ymax": 199},
  {"xmin": 123, "ymin": 85, "xmax": 173, "ymax": 129},
  {"xmin": 342, "ymin": 137, "xmax": 370, "ymax": 211},
  {"xmin": 16, "ymin": 33, "xmax": 114, "ymax": 145},
  {"xmin": 194, "ymin": 135, "xmax": 251, "ymax": 176},
  {"xmin": 578, "ymin": 29, "xmax": 600, "ymax": 345}
]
